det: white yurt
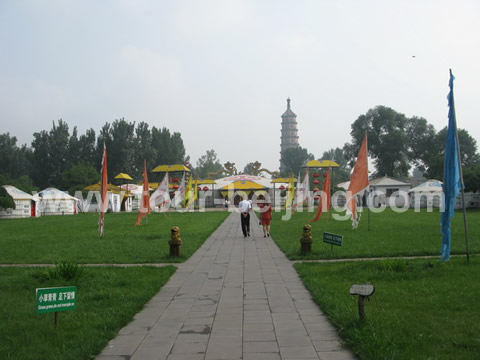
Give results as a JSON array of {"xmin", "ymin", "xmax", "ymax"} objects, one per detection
[
  {"xmin": 408, "ymin": 180, "xmax": 443, "ymax": 209},
  {"xmin": 369, "ymin": 176, "xmax": 411, "ymax": 208},
  {"xmin": 32, "ymin": 188, "xmax": 80, "ymax": 216},
  {"xmin": 0, "ymin": 185, "xmax": 36, "ymax": 218}
]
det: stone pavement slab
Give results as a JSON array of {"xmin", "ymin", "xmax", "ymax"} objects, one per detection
[{"xmin": 96, "ymin": 212, "xmax": 356, "ymax": 360}]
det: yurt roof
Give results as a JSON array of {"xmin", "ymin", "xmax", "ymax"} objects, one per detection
[
  {"xmin": 409, "ymin": 180, "xmax": 443, "ymax": 193},
  {"xmin": 219, "ymin": 180, "xmax": 267, "ymax": 190},
  {"xmin": 2, "ymin": 185, "xmax": 33, "ymax": 200},
  {"xmin": 33, "ymin": 187, "xmax": 79, "ymax": 201},
  {"xmin": 215, "ymin": 175, "xmax": 271, "ymax": 190},
  {"xmin": 369, "ymin": 176, "xmax": 411, "ymax": 187}
]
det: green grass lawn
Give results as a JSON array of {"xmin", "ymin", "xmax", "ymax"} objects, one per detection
[
  {"xmin": 295, "ymin": 256, "xmax": 480, "ymax": 360},
  {"xmin": 0, "ymin": 211, "xmax": 229, "ymax": 264},
  {"xmin": 0, "ymin": 265, "xmax": 176, "ymax": 360},
  {"xmin": 269, "ymin": 208, "xmax": 480, "ymax": 260}
]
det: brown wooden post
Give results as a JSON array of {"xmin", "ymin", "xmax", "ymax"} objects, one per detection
[{"xmin": 358, "ymin": 295, "xmax": 366, "ymax": 321}]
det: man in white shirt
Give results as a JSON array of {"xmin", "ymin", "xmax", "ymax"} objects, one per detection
[{"xmin": 238, "ymin": 197, "xmax": 251, "ymax": 237}]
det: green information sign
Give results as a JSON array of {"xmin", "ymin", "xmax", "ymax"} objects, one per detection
[
  {"xmin": 323, "ymin": 232, "xmax": 343, "ymax": 247},
  {"xmin": 36, "ymin": 286, "xmax": 77, "ymax": 314}
]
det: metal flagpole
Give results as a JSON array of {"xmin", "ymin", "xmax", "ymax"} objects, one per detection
[
  {"xmin": 450, "ymin": 69, "xmax": 470, "ymax": 263},
  {"xmin": 365, "ymin": 131, "xmax": 370, "ymax": 231}
]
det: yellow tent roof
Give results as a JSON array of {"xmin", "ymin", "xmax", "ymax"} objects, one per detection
[
  {"xmin": 84, "ymin": 183, "xmax": 132, "ymax": 198},
  {"xmin": 114, "ymin": 173, "xmax": 133, "ymax": 180},
  {"xmin": 152, "ymin": 164, "xmax": 191, "ymax": 172},
  {"xmin": 271, "ymin": 178, "xmax": 297, "ymax": 183},
  {"xmin": 304, "ymin": 160, "xmax": 339, "ymax": 168},
  {"xmin": 219, "ymin": 180, "xmax": 266, "ymax": 190}
]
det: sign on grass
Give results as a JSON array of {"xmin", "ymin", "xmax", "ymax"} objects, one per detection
[
  {"xmin": 36, "ymin": 286, "xmax": 77, "ymax": 314},
  {"xmin": 323, "ymin": 232, "xmax": 343, "ymax": 247}
]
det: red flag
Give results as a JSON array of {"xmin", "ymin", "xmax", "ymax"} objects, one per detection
[
  {"xmin": 136, "ymin": 160, "xmax": 151, "ymax": 225},
  {"xmin": 311, "ymin": 168, "xmax": 331, "ymax": 222},
  {"xmin": 99, "ymin": 143, "xmax": 108, "ymax": 236},
  {"xmin": 347, "ymin": 135, "xmax": 369, "ymax": 228}
]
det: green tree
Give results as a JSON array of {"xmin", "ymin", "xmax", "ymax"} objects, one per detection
[
  {"xmin": 31, "ymin": 130, "xmax": 52, "ymax": 189},
  {"xmin": 280, "ymin": 146, "xmax": 314, "ymax": 176},
  {"xmin": 320, "ymin": 148, "xmax": 350, "ymax": 184},
  {"xmin": 134, "ymin": 122, "xmax": 157, "ymax": 178},
  {"xmin": 463, "ymin": 165, "xmax": 480, "ymax": 193},
  {"xmin": 60, "ymin": 162, "xmax": 100, "ymax": 195},
  {"xmin": 405, "ymin": 117, "xmax": 437, "ymax": 172},
  {"xmin": 151, "ymin": 127, "xmax": 186, "ymax": 168},
  {"xmin": 344, "ymin": 106, "xmax": 410, "ymax": 178},
  {"xmin": 0, "ymin": 133, "xmax": 32, "ymax": 179},
  {"xmin": 424, "ymin": 127, "xmax": 479, "ymax": 180},
  {"xmin": 196, "ymin": 150, "xmax": 223, "ymax": 179},
  {"xmin": 78, "ymin": 128, "xmax": 97, "ymax": 168},
  {"xmin": 97, "ymin": 118, "xmax": 136, "ymax": 180},
  {"xmin": 31, "ymin": 120, "xmax": 70, "ymax": 189}
]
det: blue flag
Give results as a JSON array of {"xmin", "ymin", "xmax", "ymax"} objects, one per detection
[{"xmin": 440, "ymin": 70, "xmax": 462, "ymax": 261}]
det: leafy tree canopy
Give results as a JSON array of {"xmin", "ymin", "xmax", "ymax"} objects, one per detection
[
  {"xmin": 280, "ymin": 146, "xmax": 314, "ymax": 177},
  {"xmin": 195, "ymin": 149, "xmax": 223, "ymax": 179},
  {"xmin": 320, "ymin": 148, "xmax": 350, "ymax": 184}
]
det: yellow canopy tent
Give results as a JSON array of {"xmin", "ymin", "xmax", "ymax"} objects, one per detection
[
  {"xmin": 84, "ymin": 183, "xmax": 131, "ymax": 199},
  {"xmin": 114, "ymin": 173, "xmax": 133, "ymax": 180},
  {"xmin": 219, "ymin": 180, "xmax": 267, "ymax": 200},
  {"xmin": 220, "ymin": 180, "xmax": 266, "ymax": 190},
  {"xmin": 271, "ymin": 178, "xmax": 298, "ymax": 183},
  {"xmin": 152, "ymin": 164, "xmax": 191, "ymax": 172},
  {"xmin": 303, "ymin": 159, "xmax": 339, "ymax": 168}
]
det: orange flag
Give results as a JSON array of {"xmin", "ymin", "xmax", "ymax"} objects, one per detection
[
  {"xmin": 135, "ymin": 160, "xmax": 151, "ymax": 226},
  {"xmin": 311, "ymin": 168, "xmax": 331, "ymax": 222},
  {"xmin": 347, "ymin": 135, "xmax": 369, "ymax": 228},
  {"xmin": 99, "ymin": 143, "xmax": 108, "ymax": 236}
]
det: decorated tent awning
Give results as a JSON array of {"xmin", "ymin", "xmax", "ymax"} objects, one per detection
[
  {"xmin": 219, "ymin": 180, "xmax": 267, "ymax": 191},
  {"xmin": 152, "ymin": 164, "xmax": 191, "ymax": 172},
  {"xmin": 114, "ymin": 173, "xmax": 133, "ymax": 180},
  {"xmin": 303, "ymin": 160, "xmax": 339, "ymax": 168}
]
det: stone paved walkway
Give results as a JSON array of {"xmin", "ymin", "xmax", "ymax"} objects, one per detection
[{"xmin": 96, "ymin": 212, "xmax": 356, "ymax": 360}]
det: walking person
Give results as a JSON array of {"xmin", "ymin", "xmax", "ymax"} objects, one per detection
[
  {"xmin": 238, "ymin": 196, "xmax": 251, "ymax": 237},
  {"xmin": 260, "ymin": 201, "xmax": 272, "ymax": 237}
]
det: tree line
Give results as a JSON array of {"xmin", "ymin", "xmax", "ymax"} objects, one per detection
[
  {"xmin": 280, "ymin": 105, "xmax": 480, "ymax": 191},
  {"xmin": 1, "ymin": 105, "xmax": 479, "ymax": 195},
  {"xmin": 0, "ymin": 118, "xmax": 186, "ymax": 194}
]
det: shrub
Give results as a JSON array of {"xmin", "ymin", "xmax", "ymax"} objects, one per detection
[{"xmin": 48, "ymin": 261, "xmax": 85, "ymax": 282}]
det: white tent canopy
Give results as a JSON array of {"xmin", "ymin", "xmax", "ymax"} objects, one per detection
[
  {"xmin": 408, "ymin": 180, "xmax": 443, "ymax": 208},
  {"xmin": 3, "ymin": 185, "xmax": 33, "ymax": 200},
  {"xmin": 32, "ymin": 187, "xmax": 79, "ymax": 216},
  {"xmin": 0, "ymin": 185, "xmax": 35, "ymax": 218},
  {"xmin": 408, "ymin": 180, "xmax": 443, "ymax": 193}
]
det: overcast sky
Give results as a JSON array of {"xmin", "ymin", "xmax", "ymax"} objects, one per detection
[{"xmin": 1, "ymin": 0, "xmax": 479, "ymax": 173}]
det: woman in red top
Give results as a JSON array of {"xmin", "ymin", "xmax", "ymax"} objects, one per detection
[{"xmin": 260, "ymin": 202, "xmax": 272, "ymax": 238}]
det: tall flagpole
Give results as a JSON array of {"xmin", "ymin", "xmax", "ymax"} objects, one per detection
[{"xmin": 450, "ymin": 69, "xmax": 470, "ymax": 262}]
